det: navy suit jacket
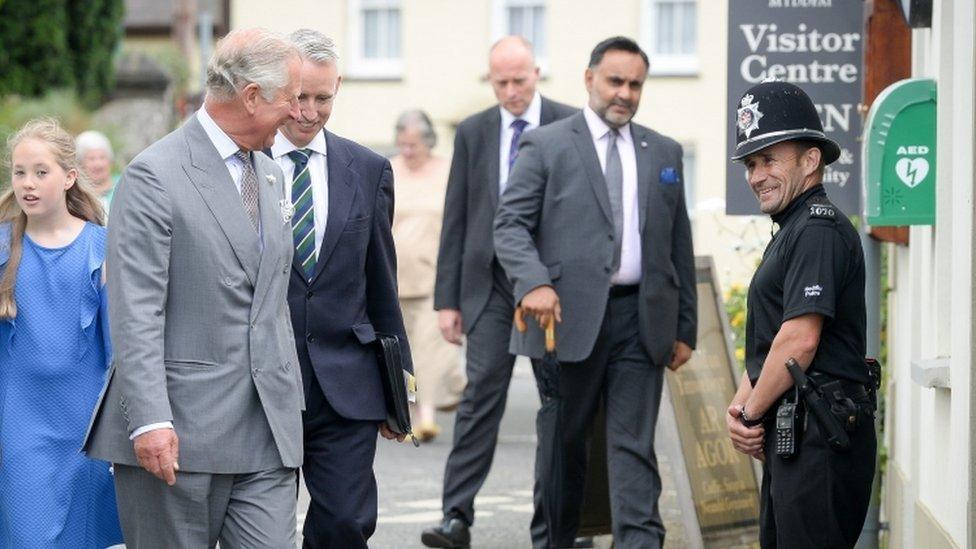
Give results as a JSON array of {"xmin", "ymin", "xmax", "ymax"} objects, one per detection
[{"xmin": 277, "ymin": 131, "xmax": 412, "ymax": 422}]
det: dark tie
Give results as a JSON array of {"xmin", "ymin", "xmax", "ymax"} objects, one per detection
[
  {"xmin": 287, "ymin": 149, "xmax": 316, "ymax": 279},
  {"xmin": 505, "ymin": 118, "xmax": 530, "ymax": 191},
  {"xmin": 234, "ymin": 150, "xmax": 260, "ymax": 233},
  {"xmin": 604, "ymin": 129, "xmax": 623, "ymax": 272}
]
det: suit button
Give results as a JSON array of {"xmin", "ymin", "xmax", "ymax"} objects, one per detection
[
  {"xmin": 608, "ymin": 234, "xmax": 613, "ymax": 240},
  {"xmin": 604, "ymin": 266, "xmax": 612, "ymax": 273},
  {"xmin": 306, "ymin": 291, "xmax": 313, "ymax": 299},
  {"xmin": 252, "ymin": 368, "xmax": 261, "ymax": 377},
  {"xmin": 306, "ymin": 334, "xmax": 314, "ymax": 342}
]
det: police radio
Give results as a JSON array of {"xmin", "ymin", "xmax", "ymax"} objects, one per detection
[{"xmin": 775, "ymin": 391, "xmax": 799, "ymax": 459}]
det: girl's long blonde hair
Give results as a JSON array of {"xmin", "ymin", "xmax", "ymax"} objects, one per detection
[{"xmin": 0, "ymin": 118, "xmax": 106, "ymax": 319}]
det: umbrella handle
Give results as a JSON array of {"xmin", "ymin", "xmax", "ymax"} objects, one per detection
[
  {"xmin": 545, "ymin": 317, "xmax": 556, "ymax": 353},
  {"xmin": 514, "ymin": 307, "xmax": 527, "ymax": 333},
  {"xmin": 514, "ymin": 307, "xmax": 556, "ymax": 352}
]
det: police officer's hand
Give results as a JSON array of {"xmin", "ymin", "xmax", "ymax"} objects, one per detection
[
  {"xmin": 668, "ymin": 341, "xmax": 693, "ymax": 370},
  {"xmin": 726, "ymin": 404, "xmax": 765, "ymax": 458},
  {"xmin": 521, "ymin": 285, "xmax": 562, "ymax": 329}
]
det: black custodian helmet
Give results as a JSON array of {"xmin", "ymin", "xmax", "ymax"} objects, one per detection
[{"xmin": 730, "ymin": 80, "xmax": 840, "ymax": 165}]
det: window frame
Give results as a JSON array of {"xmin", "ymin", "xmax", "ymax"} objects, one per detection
[
  {"xmin": 641, "ymin": 0, "xmax": 699, "ymax": 77},
  {"xmin": 347, "ymin": 0, "xmax": 404, "ymax": 79},
  {"xmin": 490, "ymin": 0, "xmax": 549, "ymax": 72}
]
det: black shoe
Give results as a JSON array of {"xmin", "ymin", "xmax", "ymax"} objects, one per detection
[
  {"xmin": 572, "ymin": 536, "xmax": 594, "ymax": 548},
  {"xmin": 421, "ymin": 517, "xmax": 471, "ymax": 548}
]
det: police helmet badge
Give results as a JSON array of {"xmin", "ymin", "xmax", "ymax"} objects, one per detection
[{"xmin": 737, "ymin": 94, "xmax": 763, "ymax": 138}]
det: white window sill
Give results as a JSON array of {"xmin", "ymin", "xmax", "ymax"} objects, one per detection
[
  {"xmin": 911, "ymin": 357, "xmax": 950, "ymax": 389},
  {"xmin": 345, "ymin": 60, "xmax": 403, "ymax": 81},
  {"xmin": 648, "ymin": 55, "xmax": 699, "ymax": 77}
]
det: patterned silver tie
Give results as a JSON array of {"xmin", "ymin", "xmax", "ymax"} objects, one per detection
[
  {"xmin": 604, "ymin": 129, "xmax": 623, "ymax": 272},
  {"xmin": 234, "ymin": 150, "xmax": 260, "ymax": 232}
]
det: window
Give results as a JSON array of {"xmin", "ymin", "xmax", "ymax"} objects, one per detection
[
  {"xmin": 682, "ymin": 145, "xmax": 696, "ymax": 214},
  {"xmin": 348, "ymin": 0, "xmax": 402, "ymax": 78},
  {"xmin": 492, "ymin": 0, "xmax": 547, "ymax": 69},
  {"xmin": 642, "ymin": 0, "xmax": 698, "ymax": 76}
]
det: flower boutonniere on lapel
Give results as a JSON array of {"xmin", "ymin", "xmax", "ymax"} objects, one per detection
[
  {"xmin": 266, "ymin": 174, "xmax": 277, "ymax": 187},
  {"xmin": 279, "ymin": 199, "xmax": 294, "ymax": 225}
]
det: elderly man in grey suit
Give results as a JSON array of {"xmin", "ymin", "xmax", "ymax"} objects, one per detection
[
  {"xmin": 494, "ymin": 36, "xmax": 697, "ymax": 548},
  {"xmin": 422, "ymin": 36, "xmax": 575, "ymax": 548},
  {"xmin": 83, "ymin": 28, "xmax": 304, "ymax": 548}
]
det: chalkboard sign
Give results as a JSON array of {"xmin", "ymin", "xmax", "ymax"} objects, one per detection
[{"xmin": 664, "ymin": 257, "xmax": 760, "ymax": 542}]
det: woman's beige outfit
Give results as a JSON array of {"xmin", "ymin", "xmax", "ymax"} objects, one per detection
[{"xmin": 391, "ymin": 155, "xmax": 465, "ymax": 410}]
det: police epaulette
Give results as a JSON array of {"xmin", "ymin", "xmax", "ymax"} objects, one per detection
[{"xmin": 807, "ymin": 202, "xmax": 836, "ymax": 220}]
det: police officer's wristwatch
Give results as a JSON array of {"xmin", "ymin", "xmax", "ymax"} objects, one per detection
[{"xmin": 739, "ymin": 406, "xmax": 764, "ymax": 427}]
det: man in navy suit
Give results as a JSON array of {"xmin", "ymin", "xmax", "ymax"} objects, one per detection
[{"xmin": 268, "ymin": 29, "xmax": 411, "ymax": 548}]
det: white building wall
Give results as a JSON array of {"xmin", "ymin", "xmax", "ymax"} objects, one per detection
[{"xmin": 885, "ymin": 0, "xmax": 974, "ymax": 546}]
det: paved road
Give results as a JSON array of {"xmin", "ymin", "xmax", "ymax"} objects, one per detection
[{"xmin": 297, "ymin": 359, "xmax": 690, "ymax": 548}]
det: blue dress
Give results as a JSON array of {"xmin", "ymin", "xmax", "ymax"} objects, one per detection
[{"xmin": 0, "ymin": 222, "xmax": 123, "ymax": 548}]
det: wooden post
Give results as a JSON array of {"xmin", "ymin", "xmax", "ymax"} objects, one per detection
[{"xmin": 864, "ymin": 0, "xmax": 913, "ymax": 245}]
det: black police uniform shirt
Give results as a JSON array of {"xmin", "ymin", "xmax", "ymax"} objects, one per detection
[{"xmin": 745, "ymin": 184, "xmax": 869, "ymax": 385}]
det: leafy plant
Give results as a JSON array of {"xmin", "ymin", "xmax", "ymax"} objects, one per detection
[{"xmin": 725, "ymin": 283, "xmax": 748, "ymax": 371}]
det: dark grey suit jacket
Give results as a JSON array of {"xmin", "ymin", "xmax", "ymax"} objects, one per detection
[
  {"xmin": 494, "ymin": 112, "xmax": 697, "ymax": 365},
  {"xmin": 434, "ymin": 97, "xmax": 576, "ymax": 332}
]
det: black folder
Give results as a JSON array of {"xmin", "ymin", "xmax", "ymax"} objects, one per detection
[{"xmin": 374, "ymin": 333, "xmax": 414, "ymax": 439}]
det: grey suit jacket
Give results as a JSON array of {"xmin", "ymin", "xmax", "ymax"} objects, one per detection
[
  {"xmin": 434, "ymin": 97, "xmax": 576, "ymax": 332},
  {"xmin": 84, "ymin": 115, "xmax": 304, "ymax": 473},
  {"xmin": 493, "ymin": 112, "xmax": 697, "ymax": 365}
]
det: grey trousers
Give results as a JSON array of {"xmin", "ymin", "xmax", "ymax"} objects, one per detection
[
  {"xmin": 441, "ymin": 288, "xmax": 519, "ymax": 526},
  {"xmin": 533, "ymin": 291, "xmax": 667, "ymax": 549},
  {"xmin": 114, "ymin": 463, "xmax": 297, "ymax": 549}
]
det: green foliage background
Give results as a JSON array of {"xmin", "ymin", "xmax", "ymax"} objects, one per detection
[{"xmin": 0, "ymin": 0, "xmax": 125, "ymax": 107}]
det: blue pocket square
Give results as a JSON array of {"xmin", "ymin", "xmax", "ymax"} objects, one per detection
[{"xmin": 660, "ymin": 167, "xmax": 679, "ymax": 185}]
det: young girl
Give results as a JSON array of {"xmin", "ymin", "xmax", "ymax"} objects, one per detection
[{"xmin": 0, "ymin": 118, "xmax": 123, "ymax": 548}]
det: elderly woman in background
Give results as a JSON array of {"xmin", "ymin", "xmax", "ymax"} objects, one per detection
[
  {"xmin": 75, "ymin": 130, "xmax": 116, "ymax": 212},
  {"xmin": 391, "ymin": 110, "xmax": 465, "ymax": 442}
]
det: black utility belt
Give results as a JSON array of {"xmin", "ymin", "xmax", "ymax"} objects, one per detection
[
  {"xmin": 774, "ymin": 369, "xmax": 876, "ymax": 459},
  {"xmin": 808, "ymin": 372, "xmax": 874, "ymax": 406}
]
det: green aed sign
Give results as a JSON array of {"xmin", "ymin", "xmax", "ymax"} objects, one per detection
[{"xmin": 863, "ymin": 78, "xmax": 937, "ymax": 226}]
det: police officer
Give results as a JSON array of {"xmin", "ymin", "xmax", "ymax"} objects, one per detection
[{"xmin": 725, "ymin": 81, "xmax": 877, "ymax": 548}]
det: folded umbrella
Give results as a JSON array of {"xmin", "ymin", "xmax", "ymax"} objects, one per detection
[{"xmin": 515, "ymin": 308, "xmax": 563, "ymax": 547}]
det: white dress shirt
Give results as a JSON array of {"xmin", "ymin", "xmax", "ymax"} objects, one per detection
[
  {"xmin": 271, "ymin": 130, "xmax": 330, "ymax": 260},
  {"xmin": 582, "ymin": 105, "xmax": 642, "ymax": 285},
  {"xmin": 499, "ymin": 91, "xmax": 543, "ymax": 193}
]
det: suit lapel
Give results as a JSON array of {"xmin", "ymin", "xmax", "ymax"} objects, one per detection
[
  {"xmin": 182, "ymin": 117, "xmax": 261, "ymax": 286},
  {"xmin": 486, "ymin": 110, "xmax": 502, "ymax": 210},
  {"xmin": 251, "ymin": 156, "xmax": 283, "ymax": 314},
  {"xmin": 570, "ymin": 113, "xmax": 614, "ymax": 226},
  {"xmin": 634, "ymin": 125, "xmax": 666, "ymax": 234},
  {"xmin": 307, "ymin": 132, "xmax": 355, "ymax": 285},
  {"xmin": 539, "ymin": 97, "xmax": 559, "ymax": 125}
]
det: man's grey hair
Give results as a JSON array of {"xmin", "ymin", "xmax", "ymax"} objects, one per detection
[
  {"xmin": 289, "ymin": 28, "xmax": 339, "ymax": 64},
  {"xmin": 206, "ymin": 28, "xmax": 299, "ymax": 102},
  {"xmin": 395, "ymin": 110, "xmax": 437, "ymax": 149},
  {"xmin": 75, "ymin": 130, "xmax": 113, "ymax": 161}
]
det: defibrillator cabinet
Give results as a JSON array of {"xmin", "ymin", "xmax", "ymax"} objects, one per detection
[{"xmin": 863, "ymin": 78, "xmax": 936, "ymax": 226}]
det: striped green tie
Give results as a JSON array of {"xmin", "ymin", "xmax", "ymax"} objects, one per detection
[{"xmin": 287, "ymin": 149, "xmax": 316, "ymax": 279}]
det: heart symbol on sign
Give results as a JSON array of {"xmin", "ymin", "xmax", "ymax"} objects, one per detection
[{"xmin": 895, "ymin": 157, "xmax": 929, "ymax": 188}]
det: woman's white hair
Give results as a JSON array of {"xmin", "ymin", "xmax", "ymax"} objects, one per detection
[
  {"xmin": 75, "ymin": 130, "xmax": 113, "ymax": 161},
  {"xmin": 206, "ymin": 28, "xmax": 299, "ymax": 102}
]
